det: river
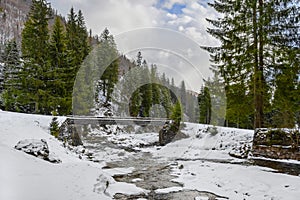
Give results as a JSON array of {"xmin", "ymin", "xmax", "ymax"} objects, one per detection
[{"xmin": 82, "ymin": 131, "xmax": 300, "ymax": 199}]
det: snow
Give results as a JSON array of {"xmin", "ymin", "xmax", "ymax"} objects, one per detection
[
  {"xmin": 149, "ymin": 123, "xmax": 300, "ymax": 199},
  {"xmin": 1, "ymin": 110, "xmax": 300, "ymax": 199},
  {"xmin": 155, "ymin": 186, "xmax": 183, "ymax": 194},
  {"xmin": 0, "ymin": 111, "xmax": 145, "ymax": 200},
  {"xmin": 131, "ymin": 178, "xmax": 143, "ymax": 183},
  {"xmin": 90, "ymin": 126, "xmax": 159, "ymax": 148},
  {"xmin": 153, "ymin": 123, "xmax": 254, "ymax": 161},
  {"xmin": 171, "ymin": 160, "xmax": 300, "ymax": 199},
  {"xmin": 249, "ymin": 156, "xmax": 300, "ymax": 165}
]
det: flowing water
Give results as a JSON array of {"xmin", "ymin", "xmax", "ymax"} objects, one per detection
[
  {"xmin": 83, "ymin": 133, "xmax": 300, "ymax": 199},
  {"xmin": 83, "ymin": 134, "xmax": 227, "ymax": 199}
]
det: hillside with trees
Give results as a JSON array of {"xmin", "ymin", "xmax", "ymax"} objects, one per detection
[
  {"xmin": 0, "ymin": 0, "xmax": 199, "ymax": 123},
  {"xmin": 1, "ymin": 0, "xmax": 298, "ymax": 130}
]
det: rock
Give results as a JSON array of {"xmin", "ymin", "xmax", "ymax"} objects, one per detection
[
  {"xmin": 159, "ymin": 121, "xmax": 180, "ymax": 145},
  {"xmin": 229, "ymin": 143, "xmax": 251, "ymax": 159},
  {"xmin": 15, "ymin": 139, "xmax": 61, "ymax": 163}
]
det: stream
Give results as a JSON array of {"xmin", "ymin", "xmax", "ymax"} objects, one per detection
[
  {"xmin": 83, "ymin": 134, "xmax": 228, "ymax": 199},
  {"xmin": 82, "ymin": 133, "xmax": 300, "ymax": 199}
]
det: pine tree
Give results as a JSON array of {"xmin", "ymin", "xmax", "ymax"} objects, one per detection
[
  {"xmin": 72, "ymin": 59, "xmax": 95, "ymax": 115},
  {"xmin": 65, "ymin": 8, "xmax": 90, "ymax": 96},
  {"xmin": 77, "ymin": 10, "xmax": 90, "ymax": 61},
  {"xmin": 64, "ymin": 8, "xmax": 90, "ymax": 114},
  {"xmin": 203, "ymin": 0, "xmax": 299, "ymax": 128},
  {"xmin": 170, "ymin": 100, "xmax": 182, "ymax": 126},
  {"xmin": 170, "ymin": 77, "xmax": 177, "ymax": 102},
  {"xmin": 186, "ymin": 92, "xmax": 197, "ymax": 122},
  {"xmin": 270, "ymin": 1, "xmax": 300, "ymax": 128},
  {"xmin": 48, "ymin": 16, "xmax": 70, "ymax": 115},
  {"xmin": 1, "ymin": 40, "xmax": 21, "ymax": 111},
  {"xmin": 20, "ymin": 0, "xmax": 52, "ymax": 113},
  {"xmin": 50, "ymin": 117, "xmax": 59, "ymax": 137},
  {"xmin": 140, "ymin": 60, "xmax": 152, "ymax": 117},
  {"xmin": 203, "ymin": 69, "xmax": 227, "ymax": 126},
  {"xmin": 160, "ymin": 85, "xmax": 172, "ymax": 118},
  {"xmin": 97, "ymin": 28, "xmax": 119, "ymax": 103},
  {"xmin": 198, "ymin": 86, "xmax": 211, "ymax": 124},
  {"xmin": 136, "ymin": 51, "xmax": 143, "ymax": 67},
  {"xmin": 151, "ymin": 64, "xmax": 160, "ymax": 105},
  {"xmin": 272, "ymin": 48, "xmax": 300, "ymax": 128},
  {"xmin": 129, "ymin": 52, "xmax": 144, "ymax": 116},
  {"xmin": 180, "ymin": 80, "xmax": 186, "ymax": 112}
]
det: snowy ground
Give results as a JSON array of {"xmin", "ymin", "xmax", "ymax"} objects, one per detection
[
  {"xmin": 1, "ymin": 111, "xmax": 300, "ymax": 199},
  {"xmin": 0, "ymin": 111, "xmax": 146, "ymax": 200}
]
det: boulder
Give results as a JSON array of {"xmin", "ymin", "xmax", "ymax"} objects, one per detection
[
  {"xmin": 159, "ymin": 121, "xmax": 180, "ymax": 145},
  {"xmin": 15, "ymin": 139, "xmax": 61, "ymax": 163}
]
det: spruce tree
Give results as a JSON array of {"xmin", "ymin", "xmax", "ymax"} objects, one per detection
[
  {"xmin": 170, "ymin": 101, "xmax": 182, "ymax": 126},
  {"xmin": 19, "ymin": 0, "xmax": 52, "ymax": 113},
  {"xmin": 140, "ymin": 60, "xmax": 152, "ymax": 117},
  {"xmin": 150, "ymin": 64, "xmax": 160, "ymax": 105},
  {"xmin": 203, "ymin": 69, "xmax": 227, "ymax": 126},
  {"xmin": 77, "ymin": 10, "xmax": 90, "ymax": 61},
  {"xmin": 160, "ymin": 85, "xmax": 172, "ymax": 118},
  {"xmin": 64, "ymin": 8, "xmax": 90, "ymax": 114},
  {"xmin": 50, "ymin": 111, "xmax": 59, "ymax": 138},
  {"xmin": 203, "ymin": 0, "xmax": 299, "ymax": 128},
  {"xmin": 65, "ymin": 8, "xmax": 90, "ymax": 96},
  {"xmin": 1, "ymin": 40, "xmax": 21, "ymax": 111},
  {"xmin": 198, "ymin": 86, "xmax": 211, "ymax": 124},
  {"xmin": 49, "ymin": 16, "xmax": 70, "ymax": 115},
  {"xmin": 270, "ymin": 1, "xmax": 300, "ymax": 128},
  {"xmin": 97, "ymin": 28, "xmax": 119, "ymax": 103},
  {"xmin": 180, "ymin": 80, "xmax": 186, "ymax": 112}
]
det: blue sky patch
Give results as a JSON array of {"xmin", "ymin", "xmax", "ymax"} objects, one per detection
[
  {"xmin": 155, "ymin": 0, "xmax": 186, "ymax": 15},
  {"xmin": 167, "ymin": 3, "xmax": 186, "ymax": 14}
]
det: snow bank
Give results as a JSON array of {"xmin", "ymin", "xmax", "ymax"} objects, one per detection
[
  {"xmin": 153, "ymin": 123, "xmax": 254, "ymax": 161},
  {"xmin": 172, "ymin": 160, "xmax": 300, "ymax": 199},
  {"xmin": 0, "ymin": 111, "xmax": 145, "ymax": 200},
  {"xmin": 153, "ymin": 122, "xmax": 300, "ymax": 199}
]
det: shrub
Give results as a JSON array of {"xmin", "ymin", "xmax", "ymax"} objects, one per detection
[{"xmin": 50, "ymin": 117, "xmax": 59, "ymax": 138}]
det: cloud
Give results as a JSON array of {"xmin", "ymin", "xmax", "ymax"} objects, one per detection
[
  {"xmin": 49, "ymin": 0, "xmax": 161, "ymax": 35},
  {"xmin": 166, "ymin": 13, "xmax": 177, "ymax": 20},
  {"xmin": 47, "ymin": 0, "xmax": 220, "ymax": 91}
]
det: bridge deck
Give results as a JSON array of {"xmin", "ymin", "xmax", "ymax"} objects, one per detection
[{"xmin": 66, "ymin": 117, "xmax": 169, "ymax": 126}]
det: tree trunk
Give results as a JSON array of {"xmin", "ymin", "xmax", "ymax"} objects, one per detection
[
  {"xmin": 258, "ymin": 0, "xmax": 264, "ymax": 128},
  {"xmin": 253, "ymin": 0, "xmax": 264, "ymax": 129}
]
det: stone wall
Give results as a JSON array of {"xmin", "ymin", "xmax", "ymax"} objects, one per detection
[
  {"xmin": 252, "ymin": 128, "xmax": 300, "ymax": 161},
  {"xmin": 252, "ymin": 145, "xmax": 300, "ymax": 161}
]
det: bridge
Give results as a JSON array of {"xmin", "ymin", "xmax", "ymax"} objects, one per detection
[{"xmin": 65, "ymin": 116, "xmax": 169, "ymax": 126}]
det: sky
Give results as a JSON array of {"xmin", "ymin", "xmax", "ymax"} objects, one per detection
[{"xmin": 48, "ymin": 0, "xmax": 219, "ymax": 92}]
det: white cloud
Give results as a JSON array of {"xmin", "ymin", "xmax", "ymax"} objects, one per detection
[
  {"xmin": 48, "ymin": 0, "xmax": 161, "ymax": 35},
  {"xmin": 166, "ymin": 13, "xmax": 177, "ymax": 20},
  {"xmin": 47, "ymin": 0, "xmax": 220, "ymax": 91}
]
